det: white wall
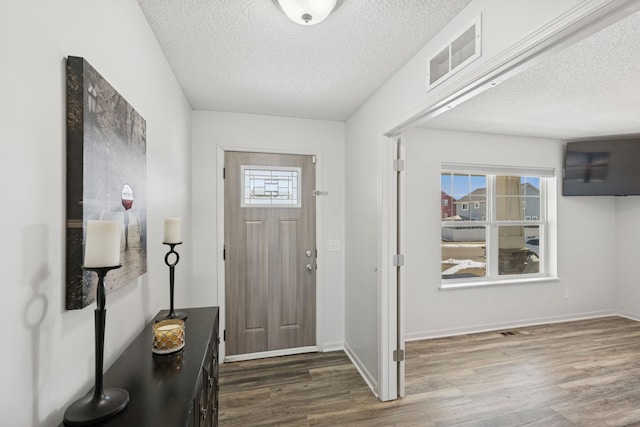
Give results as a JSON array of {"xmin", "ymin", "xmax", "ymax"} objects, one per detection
[
  {"xmin": 615, "ymin": 198, "xmax": 640, "ymax": 317},
  {"xmin": 0, "ymin": 1, "xmax": 192, "ymax": 425},
  {"xmin": 343, "ymin": 105, "xmax": 383, "ymax": 390},
  {"xmin": 402, "ymin": 128, "xmax": 617, "ymax": 338},
  {"xmin": 191, "ymin": 111, "xmax": 346, "ymax": 354},
  {"xmin": 344, "ymin": 0, "xmax": 583, "ymax": 391}
]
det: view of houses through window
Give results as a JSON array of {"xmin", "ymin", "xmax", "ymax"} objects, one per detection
[{"xmin": 441, "ymin": 171, "xmax": 544, "ymax": 282}]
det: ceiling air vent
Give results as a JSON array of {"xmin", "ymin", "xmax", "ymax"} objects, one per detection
[{"xmin": 427, "ymin": 15, "xmax": 482, "ymax": 91}]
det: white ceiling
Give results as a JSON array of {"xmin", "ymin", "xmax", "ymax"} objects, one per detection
[
  {"xmin": 136, "ymin": 0, "xmax": 472, "ymax": 121},
  {"xmin": 137, "ymin": 1, "xmax": 640, "ymax": 139},
  {"xmin": 419, "ymin": 9, "xmax": 640, "ymax": 140}
]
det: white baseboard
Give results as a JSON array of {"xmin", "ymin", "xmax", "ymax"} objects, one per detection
[
  {"xmin": 615, "ymin": 310, "xmax": 640, "ymax": 322},
  {"xmin": 405, "ymin": 310, "xmax": 618, "ymax": 341},
  {"xmin": 343, "ymin": 342, "xmax": 378, "ymax": 397},
  {"xmin": 320, "ymin": 341, "xmax": 344, "ymax": 352}
]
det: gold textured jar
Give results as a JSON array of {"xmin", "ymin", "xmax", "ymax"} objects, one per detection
[{"xmin": 152, "ymin": 319, "xmax": 185, "ymax": 354}]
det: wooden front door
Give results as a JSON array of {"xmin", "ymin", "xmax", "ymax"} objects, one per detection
[{"xmin": 224, "ymin": 151, "xmax": 316, "ymax": 356}]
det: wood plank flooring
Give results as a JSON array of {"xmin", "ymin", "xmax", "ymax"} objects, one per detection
[{"xmin": 219, "ymin": 316, "xmax": 640, "ymax": 426}]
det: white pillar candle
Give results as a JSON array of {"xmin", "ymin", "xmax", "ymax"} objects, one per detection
[
  {"xmin": 164, "ymin": 218, "xmax": 182, "ymax": 243},
  {"xmin": 84, "ymin": 220, "xmax": 121, "ymax": 267}
]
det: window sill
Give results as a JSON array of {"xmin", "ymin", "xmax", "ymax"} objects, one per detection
[{"xmin": 440, "ymin": 276, "xmax": 560, "ymax": 290}]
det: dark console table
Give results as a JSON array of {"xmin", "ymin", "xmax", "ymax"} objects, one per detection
[{"xmin": 62, "ymin": 306, "xmax": 219, "ymax": 427}]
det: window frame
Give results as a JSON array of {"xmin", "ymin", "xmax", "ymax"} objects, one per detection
[{"xmin": 440, "ymin": 163, "xmax": 554, "ymax": 289}]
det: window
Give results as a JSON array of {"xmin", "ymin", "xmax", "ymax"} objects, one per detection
[
  {"xmin": 241, "ymin": 166, "xmax": 301, "ymax": 207},
  {"xmin": 443, "ymin": 199, "xmax": 449, "ymax": 207},
  {"xmin": 441, "ymin": 164, "xmax": 553, "ymax": 286}
]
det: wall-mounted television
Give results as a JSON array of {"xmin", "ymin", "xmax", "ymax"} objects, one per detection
[{"xmin": 563, "ymin": 138, "xmax": 640, "ymax": 196}]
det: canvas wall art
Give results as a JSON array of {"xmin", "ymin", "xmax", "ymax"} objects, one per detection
[{"xmin": 66, "ymin": 56, "xmax": 147, "ymax": 310}]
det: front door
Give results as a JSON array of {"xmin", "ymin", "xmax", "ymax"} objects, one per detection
[{"xmin": 224, "ymin": 151, "xmax": 316, "ymax": 356}]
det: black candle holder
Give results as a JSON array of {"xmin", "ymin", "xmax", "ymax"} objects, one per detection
[
  {"xmin": 63, "ymin": 265, "xmax": 129, "ymax": 426},
  {"xmin": 159, "ymin": 242, "xmax": 187, "ymax": 321}
]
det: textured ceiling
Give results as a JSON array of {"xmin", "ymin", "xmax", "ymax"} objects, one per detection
[
  {"xmin": 136, "ymin": 0, "xmax": 473, "ymax": 120},
  {"xmin": 419, "ymin": 9, "xmax": 640, "ymax": 140}
]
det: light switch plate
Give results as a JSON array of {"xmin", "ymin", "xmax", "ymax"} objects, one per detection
[{"xmin": 328, "ymin": 239, "xmax": 341, "ymax": 252}]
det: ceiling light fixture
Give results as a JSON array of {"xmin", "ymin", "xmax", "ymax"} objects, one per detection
[{"xmin": 273, "ymin": 0, "xmax": 339, "ymax": 26}]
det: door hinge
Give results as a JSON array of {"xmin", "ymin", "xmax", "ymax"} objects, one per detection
[
  {"xmin": 312, "ymin": 155, "xmax": 316, "ymax": 164},
  {"xmin": 393, "ymin": 254, "xmax": 405, "ymax": 267},
  {"xmin": 313, "ymin": 190, "xmax": 328, "ymax": 197},
  {"xmin": 393, "ymin": 159, "xmax": 404, "ymax": 172},
  {"xmin": 223, "ymin": 245, "xmax": 226, "ymax": 261},
  {"xmin": 393, "ymin": 349, "xmax": 405, "ymax": 362},
  {"xmin": 223, "ymin": 330, "xmax": 226, "ymax": 341},
  {"xmin": 223, "ymin": 167, "xmax": 226, "ymax": 179}
]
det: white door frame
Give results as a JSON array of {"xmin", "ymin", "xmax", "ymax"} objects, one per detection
[
  {"xmin": 216, "ymin": 145, "xmax": 324, "ymax": 362},
  {"xmin": 377, "ymin": 136, "xmax": 405, "ymax": 401},
  {"xmin": 375, "ymin": 0, "xmax": 640, "ymax": 402}
]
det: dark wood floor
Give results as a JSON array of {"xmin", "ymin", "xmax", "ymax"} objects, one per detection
[{"xmin": 219, "ymin": 316, "xmax": 640, "ymax": 426}]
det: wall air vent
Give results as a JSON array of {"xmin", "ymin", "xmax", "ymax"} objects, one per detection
[{"xmin": 427, "ymin": 15, "xmax": 482, "ymax": 91}]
